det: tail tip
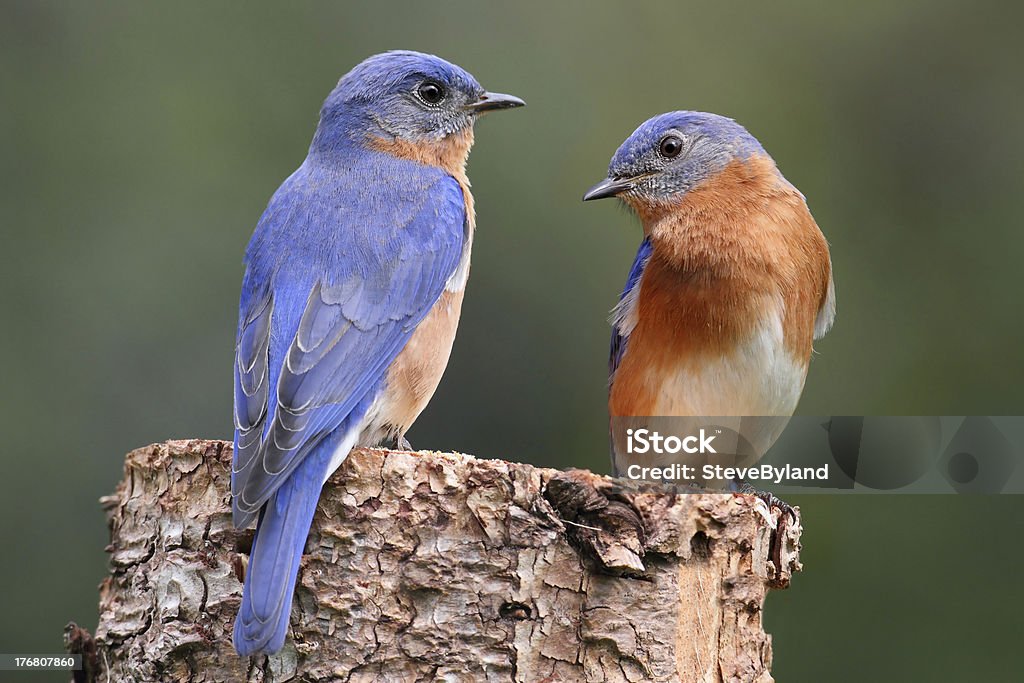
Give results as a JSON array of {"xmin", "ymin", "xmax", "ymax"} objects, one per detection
[{"xmin": 232, "ymin": 611, "xmax": 287, "ymax": 656}]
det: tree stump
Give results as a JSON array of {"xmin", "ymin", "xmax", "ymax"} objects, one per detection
[{"xmin": 67, "ymin": 439, "xmax": 801, "ymax": 682}]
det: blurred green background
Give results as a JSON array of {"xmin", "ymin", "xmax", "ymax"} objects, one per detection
[{"xmin": 2, "ymin": 1, "xmax": 1022, "ymax": 680}]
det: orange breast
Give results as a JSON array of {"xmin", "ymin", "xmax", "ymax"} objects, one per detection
[
  {"xmin": 610, "ymin": 255, "xmax": 769, "ymax": 416},
  {"xmin": 380, "ymin": 289, "xmax": 466, "ymax": 432},
  {"xmin": 610, "ymin": 156, "xmax": 831, "ymax": 418}
]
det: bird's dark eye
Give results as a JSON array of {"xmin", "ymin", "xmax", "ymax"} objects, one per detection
[
  {"xmin": 659, "ymin": 135, "xmax": 684, "ymax": 159},
  {"xmin": 417, "ymin": 81, "xmax": 446, "ymax": 106}
]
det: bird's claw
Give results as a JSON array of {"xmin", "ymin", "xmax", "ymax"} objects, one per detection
[
  {"xmin": 392, "ymin": 435, "xmax": 413, "ymax": 451},
  {"xmin": 737, "ymin": 482, "xmax": 798, "ymax": 525}
]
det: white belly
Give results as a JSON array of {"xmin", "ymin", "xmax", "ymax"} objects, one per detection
[
  {"xmin": 651, "ymin": 303, "xmax": 807, "ymax": 417},
  {"xmin": 611, "ymin": 305, "xmax": 808, "ymax": 474}
]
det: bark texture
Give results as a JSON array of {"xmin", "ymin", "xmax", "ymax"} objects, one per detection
[{"xmin": 70, "ymin": 439, "xmax": 801, "ymax": 683}]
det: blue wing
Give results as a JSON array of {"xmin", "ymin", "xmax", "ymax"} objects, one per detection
[
  {"xmin": 609, "ymin": 237, "xmax": 653, "ymax": 382},
  {"xmin": 232, "ymin": 154, "xmax": 466, "ymax": 528}
]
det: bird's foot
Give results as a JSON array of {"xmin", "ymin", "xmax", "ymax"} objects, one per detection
[
  {"xmin": 384, "ymin": 434, "xmax": 413, "ymax": 451},
  {"xmin": 733, "ymin": 481, "xmax": 797, "ymax": 530},
  {"xmin": 733, "ymin": 481, "xmax": 803, "ymax": 587}
]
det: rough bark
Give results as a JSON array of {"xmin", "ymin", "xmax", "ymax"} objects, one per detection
[{"xmin": 68, "ymin": 439, "xmax": 801, "ymax": 683}]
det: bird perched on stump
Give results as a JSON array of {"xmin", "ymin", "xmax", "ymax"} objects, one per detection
[
  {"xmin": 231, "ymin": 51, "xmax": 523, "ymax": 655},
  {"xmin": 584, "ymin": 112, "xmax": 834, "ymax": 478}
]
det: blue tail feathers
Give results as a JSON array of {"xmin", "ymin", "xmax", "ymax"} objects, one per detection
[{"xmin": 233, "ymin": 457, "xmax": 327, "ymax": 656}]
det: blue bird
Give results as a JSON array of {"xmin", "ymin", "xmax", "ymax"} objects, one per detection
[
  {"xmin": 584, "ymin": 112, "xmax": 834, "ymax": 477},
  {"xmin": 231, "ymin": 51, "xmax": 523, "ymax": 656}
]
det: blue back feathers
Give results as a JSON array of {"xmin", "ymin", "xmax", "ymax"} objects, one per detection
[
  {"xmin": 233, "ymin": 51, "xmax": 473, "ymax": 529},
  {"xmin": 233, "ymin": 151, "xmax": 465, "ymax": 528}
]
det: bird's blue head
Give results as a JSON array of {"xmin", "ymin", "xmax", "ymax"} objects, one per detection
[
  {"xmin": 583, "ymin": 111, "xmax": 769, "ymax": 204},
  {"xmin": 313, "ymin": 51, "xmax": 524, "ymax": 151}
]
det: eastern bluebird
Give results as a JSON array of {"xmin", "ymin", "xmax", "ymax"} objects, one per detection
[
  {"xmin": 584, "ymin": 112, "xmax": 834, "ymax": 477},
  {"xmin": 231, "ymin": 51, "xmax": 523, "ymax": 655}
]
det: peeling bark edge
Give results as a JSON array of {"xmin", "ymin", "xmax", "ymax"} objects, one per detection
[{"xmin": 68, "ymin": 439, "xmax": 801, "ymax": 683}]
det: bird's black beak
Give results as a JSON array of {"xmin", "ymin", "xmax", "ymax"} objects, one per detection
[
  {"xmin": 465, "ymin": 91, "xmax": 526, "ymax": 113},
  {"xmin": 582, "ymin": 176, "xmax": 637, "ymax": 202}
]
